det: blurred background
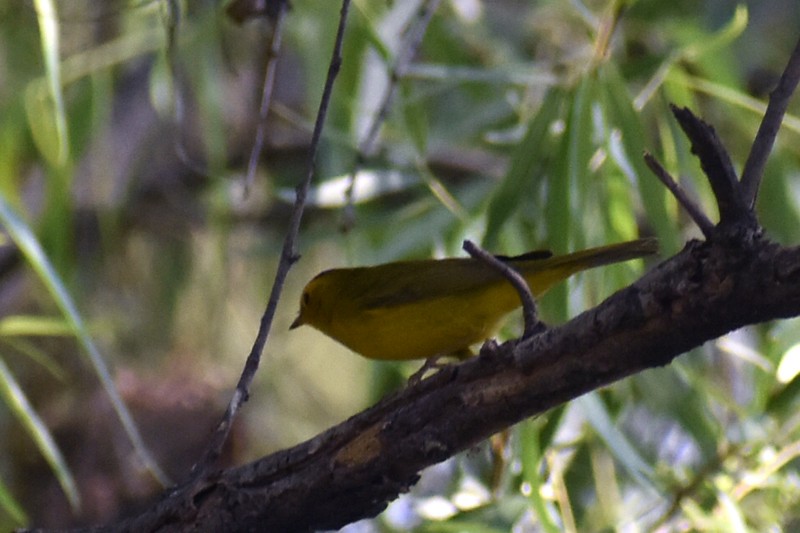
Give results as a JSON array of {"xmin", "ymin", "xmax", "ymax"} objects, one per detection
[{"xmin": 2, "ymin": 0, "xmax": 800, "ymax": 530}]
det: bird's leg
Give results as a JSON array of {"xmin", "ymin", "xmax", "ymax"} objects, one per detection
[{"xmin": 408, "ymin": 349, "xmax": 472, "ymax": 385}]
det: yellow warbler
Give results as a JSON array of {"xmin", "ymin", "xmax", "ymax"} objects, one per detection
[{"xmin": 290, "ymin": 239, "xmax": 657, "ymax": 360}]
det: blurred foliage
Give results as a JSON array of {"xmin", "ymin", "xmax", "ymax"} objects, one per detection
[{"xmin": 1, "ymin": 0, "xmax": 800, "ymax": 530}]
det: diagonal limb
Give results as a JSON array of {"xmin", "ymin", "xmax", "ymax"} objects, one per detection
[
  {"xmin": 740, "ymin": 36, "xmax": 800, "ymax": 207},
  {"xmin": 643, "ymin": 151, "xmax": 715, "ymax": 238}
]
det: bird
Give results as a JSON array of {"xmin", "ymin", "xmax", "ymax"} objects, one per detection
[{"xmin": 290, "ymin": 238, "xmax": 658, "ymax": 361}]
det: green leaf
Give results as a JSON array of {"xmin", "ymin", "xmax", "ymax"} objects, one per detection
[
  {"xmin": 0, "ymin": 315, "xmax": 73, "ymax": 337},
  {"xmin": 599, "ymin": 64, "xmax": 680, "ymax": 253},
  {"xmin": 560, "ymin": 75, "xmax": 596, "ymax": 250},
  {"xmin": 350, "ymin": 1, "xmax": 392, "ymax": 63},
  {"xmin": 29, "ymin": 0, "xmax": 69, "ymax": 166},
  {"xmin": 0, "ymin": 474, "xmax": 26, "ymax": 528},
  {"xmin": 633, "ymin": 367, "xmax": 719, "ymax": 459},
  {"xmin": 541, "ymin": 75, "xmax": 595, "ymax": 321},
  {"xmin": 765, "ymin": 372, "xmax": 800, "ymax": 416},
  {"xmin": 578, "ymin": 393, "xmax": 661, "ymax": 493},
  {"xmin": 484, "ymin": 87, "xmax": 565, "ymax": 249},
  {"xmin": 0, "ymin": 337, "xmax": 66, "ymax": 381},
  {"xmin": 518, "ymin": 419, "xmax": 563, "ymax": 533},
  {"xmin": 0, "ymin": 195, "xmax": 169, "ymax": 486},
  {"xmin": 402, "ymin": 81, "xmax": 429, "ymax": 155},
  {"xmin": 680, "ymin": 76, "xmax": 800, "ymax": 136},
  {"xmin": 0, "ymin": 356, "xmax": 79, "ymax": 513}
]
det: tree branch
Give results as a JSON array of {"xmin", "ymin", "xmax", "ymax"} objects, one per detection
[
  {"xmin": 643, "ymin": 151, "xmax": 715, "ymax": 238},
  {"xmin": 669, "ymin": 105, "xmax": 755, "ymax": 232},
  {"xmin": 112, "ymin": 236, "xmax": 800, "ymax": 532},
  {"xmin": 740, "ymin": 35, "xmax": 800, "ymax": 207}
]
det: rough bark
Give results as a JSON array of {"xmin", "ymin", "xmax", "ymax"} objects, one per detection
[{"xmin": 97, "ymin": 231, "xmax": 800, "ymax": 532}]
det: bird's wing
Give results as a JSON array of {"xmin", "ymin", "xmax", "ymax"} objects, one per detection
[{"xmin": 357, "ymin": 254, "xmax": 549, "ymax": 309}]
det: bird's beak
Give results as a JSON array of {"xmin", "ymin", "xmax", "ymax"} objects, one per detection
[{"xmin": 289, "ymin": 315, "xmax": 304, "ymax": 330}]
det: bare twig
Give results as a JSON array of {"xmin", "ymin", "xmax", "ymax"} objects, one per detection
[
  {"xmin": 669, "ymin": 105, "xmax": 752, "ymax": 228},
  {"xmin": 643, "ymin": 151, "xmax": 715, "ymax": 238},
  {"xmin": 243, "ymin": 3, "xmax": 290, "ymax": 195},
  {"xmin": 740, "ymin": 35, "xmax": 800, "ymax": 207},
  {"xmin": 463, "ymin": 240, "xmax": 539, "ymax": 337},
  {"xmin": 192, "ymin": 0, "xmax": 352, "ymax": 479},
  {"xmin": 341, "ymin": 0, "xmax": 442, "ymax": 229}
]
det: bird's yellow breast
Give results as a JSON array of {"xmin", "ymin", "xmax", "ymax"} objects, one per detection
[{"xmin": 323, "ymin": 284, "xmax": 518, "ymax": 360}]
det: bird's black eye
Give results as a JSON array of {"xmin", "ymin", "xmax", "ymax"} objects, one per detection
[{"xmin": 302, "ymin": 292, "xmax": 310, "ymax": 305}]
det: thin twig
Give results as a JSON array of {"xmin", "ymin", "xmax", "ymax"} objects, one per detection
[
  {"xmin": 643, "ymin": 151, "xmax": 715, "ymax": 238},
  {"xmin": 341, "ymin": 0, "xmax": 442, "ymax": 229},
  {"xmin": 243, "ymin": 3, "xmax": 289, "ymax": 195},
  {"xmin": 740, "ymin": 35, "xmax": 800, "ymax": 208},
  {"xmin": 463, "ymin": 240, "xmax": 538, "ymax": 337},
  {"xmin": 192, "ymin": 0, "xmax": 352, "ymax": 479}
]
